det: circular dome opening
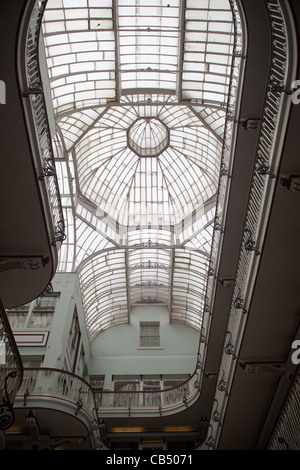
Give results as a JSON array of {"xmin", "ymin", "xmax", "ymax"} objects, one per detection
[{"xmin": 128, "ymin": 118, "xmax": 169, "ymax": 156}]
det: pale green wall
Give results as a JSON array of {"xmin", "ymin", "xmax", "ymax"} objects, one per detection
[
  {"xmin": 88, "ymin": 304, "xmax": 199, "ymax": 378},
  {"xmin": 43, "ymin": 273, "xmax": 90, "ymax": 371},
  {"xmin": 43, "ymin": 274, "xmax": 200, "ymax": 381}
]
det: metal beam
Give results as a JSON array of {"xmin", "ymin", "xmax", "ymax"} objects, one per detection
[
  {"xmin": 168, "ymin": 248, "xmax": 175, "ymax": 322},
  {"xmin": 112, "ymin": 0, "xmax": 121, "ymax": 102},
  {"xmin": 125, "ymin": 248, "xmax": 132, "ymax": 322},
  {"xmin": 176, "ymin": 0, "xmax": 186, "ymax": 101},
  {"xmin": 187, "ymin": 105, "xmax": 224, "ymax": 144}
]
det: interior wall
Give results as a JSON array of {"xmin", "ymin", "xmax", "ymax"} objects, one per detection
[
  {"xmin": 43, "ymin": 273, "xmax": 91, "ymax": 370},
  {"xmin": 43, "ymin": 274, "xmax": 200, "ymax": 381},
  {"xmin": 88, "ymin": 304, "xmax": 200, "ymax": 377}
]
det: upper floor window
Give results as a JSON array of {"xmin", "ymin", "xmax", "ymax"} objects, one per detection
[
  {"xmin": 140, "ymin": 322, "xmax": 160, "ymax": 347},
  {"xmin": 6, "ymin": 293, "xmax": 59, "ymax": 329}
]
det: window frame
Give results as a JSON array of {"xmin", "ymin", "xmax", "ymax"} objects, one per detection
[{"xmin": 138, "ymin": 321, "xmax": 162, "ymax": 349}]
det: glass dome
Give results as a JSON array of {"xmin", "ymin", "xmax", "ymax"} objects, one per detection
[
  {"xmin": 128, "ymin": 118, "xmax": 169, "ymax": 156},
  {"xmin": 42, "ymin": 0, "xmax": 239, "ymax": 341}
]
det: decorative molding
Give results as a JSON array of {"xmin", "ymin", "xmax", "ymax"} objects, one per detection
[
  {"xmin": 0, "ymin": 256, "xmax": 49, "ymax": 273},
  {"xmin": 13, "ymin": 331, "xmax": 49, "ymax": 347}
]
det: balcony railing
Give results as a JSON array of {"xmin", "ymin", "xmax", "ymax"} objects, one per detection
[
  {"xmin": 267, "ymin": 370, "xmax": 300, "ymax": 450},
  {"xmin": 16, "ymin": 368, "xmax": 106, "ymax": 450},
  {"xmin": 200, "ymin": 0, "xmax": 296, "ymax": 450},
  {"xmin": 94, "ymin": 371, "xmax": 200, "ymax": 417},
  {"xmin": 0, "ymin": 298, "xmax": 23, "ymax": 432},
  {"xmin": 195, "ymin": 0, "xmax": 246, "ymax": 397},
  {"xmin": 20, "ymin": 0, "xmax": 65, "ymax": 249}
]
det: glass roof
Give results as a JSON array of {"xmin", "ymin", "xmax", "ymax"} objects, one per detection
[{"xmin": 42, "ymin": 0, "xmax": 238, "ymax": 341}]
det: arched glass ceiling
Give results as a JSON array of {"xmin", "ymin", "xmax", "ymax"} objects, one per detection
[{"xmin": 43, "ymin": 0, "xmax": 239, "ymax": 341}]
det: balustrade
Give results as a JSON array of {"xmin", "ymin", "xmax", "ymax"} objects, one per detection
[
  {"xmin": 268, "ymin": 371, "xmax": 300, "ymax": 450},
  {"xmin": 17, "ymin": 367, "xmax": 106, "ymax": 449},
  {"xmin": 201, "ymin": 0, "xmax": 295, "ymax": 450},
  {"xmin": 21, "ymin": 0, "xmax": 65, "ymax": 249},
  {"xmin": 95, "ymin": 374, "xmax": 198, "ymax": 415},
  {"xmin": 19, "ymin": 368, "xmax": 94, "ymax": 415},
  {"xmin": 0, "ymin": 299, "xmax": 23, "ymax": 431}
]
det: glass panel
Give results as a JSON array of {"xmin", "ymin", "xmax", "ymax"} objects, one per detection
[
  {"xmin": 42, "ymin": 0, "xmax": 116, "ymax": 114},
  {"xmin": 41, "ymin": 0, "xmax": 238, "ymax": 339},
  {"xmin": 140, "ymin": 322, "xmax": 160, "ymax": 347}
]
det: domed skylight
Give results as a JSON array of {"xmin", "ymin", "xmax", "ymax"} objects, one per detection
[
  {"xmin": 42, "ymin": 0, "xmax": 242, "ymax": 340},
  {"xmin": 128, "ymin": 118, "xmax": 169, "ymax": 156}
]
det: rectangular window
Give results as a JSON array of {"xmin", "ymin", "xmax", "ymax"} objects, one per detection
[
  {"xmin": 90, "ymin": 375, "xmax": 105, "ymax": 392},
  {"xmin": 0, "ymin": 340, "xmax": 6, "ymax": 365},
  {"xmin": 6, "ymin": 304, "xmax": 30, "ymax": 329},
  {"xmin": 6, "ymin": 293, "xmax": 59, "ymax": 329},
  {"xmin": 28, "ymin": 295, "xmax": 58, "ymax": 328},
  {"xmin": 140, "ymin": 322, "xmax": 160, "ymax": 347},
  {"xmin": 113, "ymin": 376, "xmax": 140, "ymax": 407},
  {"xmin": 66, "ymin": 309, "xmax": 81, "ymax": 373},
  {"xmin": 143, "ymin": 377, "xmax": 161, "ymax": 407}
]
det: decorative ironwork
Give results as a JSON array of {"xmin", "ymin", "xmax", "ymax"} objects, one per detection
[
  {"xmin": 0, "ymin": 299, "xmax": 23, "ymax": 432},
  {"xmin": 256, "ymin": 155, "xmax": 275, "ymax": 177},
  {"xmin": 182, "ymin": 387, "xmax": 188, "ymax": 407},
  {"xmin": 244, "ymin": 228, "xmax": 260, "ymax": 255},
  {"xmin": 204, "ymin": 303, "xmax": 212, "ymax": 317},
  {"xmin": 208, "ymin": 261, "xmax": 216, "ymax": 277},
  {"xmin": 224, "ymin": 330, "xmax": 236, "ymax": 359},
  {"xmin": 75, "ymin": 387, "xmax": 83, "ymax": 416},
  {"xmin": 233, "ymin": 288, "xmax": 247, "ymax": 314},
  {"xmin": 205, "ymin": 425, "xmax": 215, "ymax": 450},
  {"xmin": 196, "ymin": 353, "xmax": 202, "ymax": 370},
  {"xmin": 219, "ymin": 163, "xmax": 231, "ymax": 177},
  {"xmin": 233, "ymin": 49, "xmax": 246, "ymax": 59},
  {"xmin": 269, "ymin": 79, "xmax": 293, "ymax": 95},
  {"xmin": 193, "ymin": 372, "xmax": 199, "ymax": 389},
  {"xmin": 133, "ymin": 239, "xmax": 165, "ymax": 247},
  {"xmin": 53, "ymin": 220, "xmax": 66, "ymax": 245},
  {"xmin": 40, "ymin": 161, "xmax": 56, "ymax": 179},
  {"xmin": 213, "ymin": 216, "xmax": 223, "ymax": 233},
  {"xmin": 130, "ymin": 260, "xmax": 169, "ymax": 270},
  {"xmin": 0, "ymin": 372, "xmax": 18, "ymax": 431},
  {"xmin": 225, "ymin": 113, "xmax": 237, "ymax": 123},
  {"xmin": 44, "ymin": 283, "xmax": 53, "ymax": 294},
  {"xmin": 200, "ymin": 327, "xmax": 207, "ymax": 345},
  {"xmin": 277, "ymin": 437, "xmax": 289, "ymax": 450},
  {"xmin": 23, "ymin": 0, "xmax": 65, "ymax": 252},
  {"xmin": 217, "ymin": 370, "xmax": 228, "ymax": 396},
  {"xmin": 198, "ymin": 0, "xmax": 291, "ymax": 450},
  {"xmin": 23, "ymin": 388, "xmax": 30, "ymax": 407},
  {"xmin": 18, "ymin": 368, "xmax": 106, "ymax": 449},
  {"xmin": 140, "ymin": 296, "xmax": 160, "ymax": 304},
  {"xmin": 267, "ymin": 370, "xmax": 300, "ymax": 449},
  {"xmin": 134, "ymin": 281, "xmax": 165, "ymax": 287},
  {"xmin": 212, "ymin": 399, "xmax": 221, "ymax": 426}
]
